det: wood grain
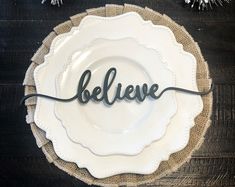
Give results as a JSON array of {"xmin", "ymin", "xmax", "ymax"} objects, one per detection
[{"xmin": 0, "ymin": 0, "xmax": 234, "ymax": 186}]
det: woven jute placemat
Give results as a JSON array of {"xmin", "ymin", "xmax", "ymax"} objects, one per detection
[{"xmin": 23, "ymin": 4, "xmax": 213, "ymax": 186}]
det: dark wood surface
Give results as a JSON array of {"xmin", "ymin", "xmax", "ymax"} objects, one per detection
[{"xmin": 0, "ymin": 0, "xmax": 235, "ymax": 186}]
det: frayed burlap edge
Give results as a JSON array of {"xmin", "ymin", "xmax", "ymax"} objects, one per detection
[{"xmin": 23, "ymin": 4, "xmax": 213, "ymax": 187}]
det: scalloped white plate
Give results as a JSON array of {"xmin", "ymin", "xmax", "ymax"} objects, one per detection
[
  {"xmin": 54, "ymin": 38, "xmax": 177, "ymax": 156},
  {"xmin": 34, "ymin": 12, "xmax": 203, "ymax": 178}
]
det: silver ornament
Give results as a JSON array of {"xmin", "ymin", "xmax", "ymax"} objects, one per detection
[
  {"xmin": 41, "ymin": 0, "xmax": 63, "ymax": 6},
  {"xmin": 185, "ymin": 0, "xmax": 230, "ymax": 10}
]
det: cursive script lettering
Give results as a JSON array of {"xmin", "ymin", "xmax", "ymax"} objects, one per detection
[
  {"xmin": 20, "ymin": 67, "xmax": 213, "ymax": 105},
  {"xmin": 77, "ymin": 68, "xmax": 161, "ymax": 105}
]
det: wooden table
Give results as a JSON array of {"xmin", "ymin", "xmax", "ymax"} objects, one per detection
[{"xmin": 0, "ymin": 0, "xmax": 234, "ymax": 186}]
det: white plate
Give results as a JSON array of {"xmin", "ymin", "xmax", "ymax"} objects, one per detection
[
  {"xmin": 54, "ymin": 38, "xmax": 177, "ymax": 155},
  {"xmin": 34, "ymin": 12, "xmax": 203, "ymax": 178}
]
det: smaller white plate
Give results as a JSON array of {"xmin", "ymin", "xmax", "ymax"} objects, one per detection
[{"xmin": 54, "ymin": 38, "xmax": 177, "ymax": 156}]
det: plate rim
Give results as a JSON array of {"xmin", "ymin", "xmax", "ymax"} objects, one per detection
[{"xmin": 32, "ymin": 12, "xmax": 203, "ymax": 178}]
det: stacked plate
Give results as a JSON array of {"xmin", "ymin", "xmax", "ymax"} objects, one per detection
[{"xmin": 33, "ymin": 12, "xmax": 203, "ymax": 178}]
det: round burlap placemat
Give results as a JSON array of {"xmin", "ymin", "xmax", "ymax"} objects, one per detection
[{"xmin": 23, "ymin": 4, "xmax": 213, "ymax": 186}]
